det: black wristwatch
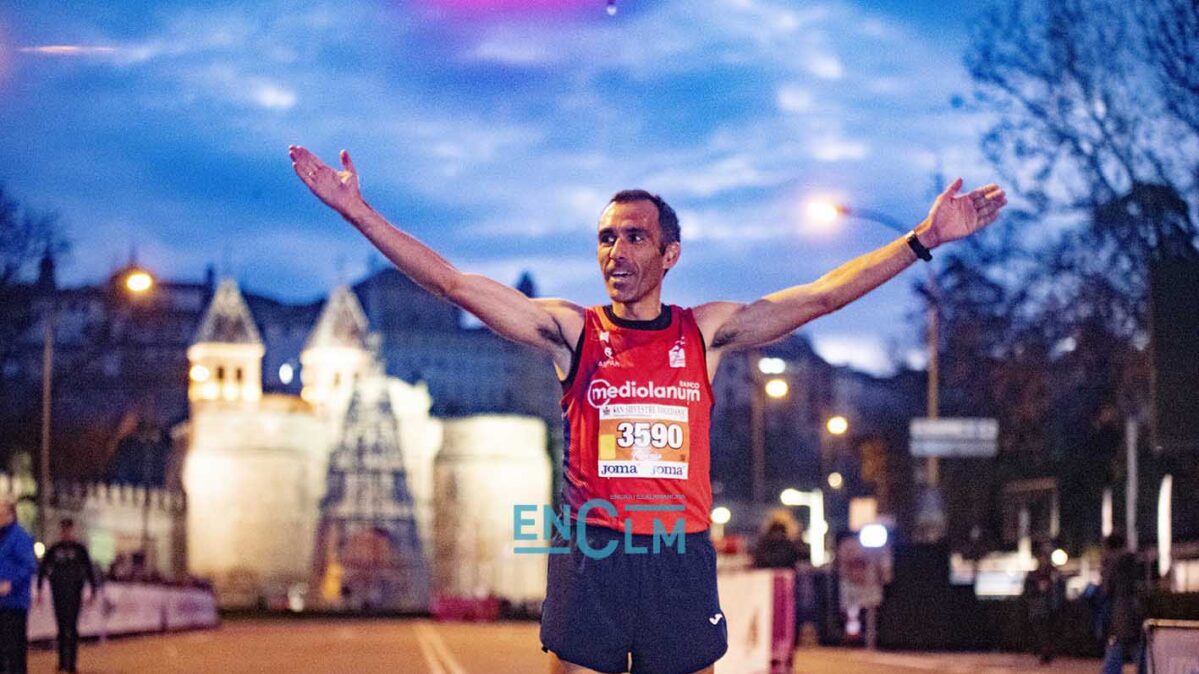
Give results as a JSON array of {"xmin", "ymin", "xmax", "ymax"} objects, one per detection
[{"xmin": 906, "ymin": 231, "xmax": 932, "ymax": 261}]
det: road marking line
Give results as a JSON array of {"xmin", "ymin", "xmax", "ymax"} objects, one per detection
[
  {"xmin": 415, "ymin": 625, "xmax": 448, "ymax": 674},
  {"xmin": 418, "ymin": 623, "xmax": 469, "ymax": 674},
  {"xmin": 861, "ymin": 653, "xmax": 947, "ymax": 671}
]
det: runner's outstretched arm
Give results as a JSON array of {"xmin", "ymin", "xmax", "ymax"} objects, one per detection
[
  {"xmin": 695, "ymin": 178, "xmax": 1007, "ymax": 353},
  {"xmin": 288, "ymin": 146, "xmax": 582, "ymax": 375}
]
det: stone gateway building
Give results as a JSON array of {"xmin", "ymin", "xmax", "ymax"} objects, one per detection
[{"xmin": 176, "ymin": 280, "xmax": 550, "ymax": 610}]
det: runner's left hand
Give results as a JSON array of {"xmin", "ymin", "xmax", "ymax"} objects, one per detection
[{"xmin": 919, "ymin": 178, "xmax": 1007, "ymax": 247}]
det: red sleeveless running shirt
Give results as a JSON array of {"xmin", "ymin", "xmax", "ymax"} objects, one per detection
[{"xmin": 561, "ymin": 305, "xmax": 714, "ymax": 534}]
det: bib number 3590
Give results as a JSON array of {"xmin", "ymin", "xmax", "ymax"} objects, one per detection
[{"xmin": 615, "ymin": 422, "xmax": 684, "ymax": 449}]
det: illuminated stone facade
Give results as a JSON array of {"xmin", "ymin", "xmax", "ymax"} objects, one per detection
[{"xmin": 178, "ymin": 280, "xmax": 547, "ymax": 609}]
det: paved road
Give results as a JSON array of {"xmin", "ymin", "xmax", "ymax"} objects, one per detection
[
  {"xmin": 28, "ymin": 619, "xmax": 1106, "ymax": 674},
  {"xmin": 791, "ymin": 648, "xmax": 1104, "ymax": 674}
]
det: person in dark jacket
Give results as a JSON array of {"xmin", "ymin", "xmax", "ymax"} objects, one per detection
[
  {"xmin": 37, "ymin": 519, "xmax": 97, "ymax": 674},
  {"xmin": 1023, "ymin": 545, "xmax": 1064, "ymax": 664},
  {"xmin": 1099, "ymin": 534, "xmax": 1146, "ymax": 674},
  {"xmin": 752, "ymin": 512, "xmax": 809, "ymax": 570},
  {"xmin": 0, "ymin": 500, "xmax": 37, "ymax": 674}
]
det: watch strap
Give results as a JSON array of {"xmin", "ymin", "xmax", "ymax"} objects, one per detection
[{"xmin": 906, "ymin": 231, "xmax": 932, "ymax": 261}]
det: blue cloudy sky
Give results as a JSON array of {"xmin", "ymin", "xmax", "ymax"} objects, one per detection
[{"xmin": 0, "ymin": 0, "xmax": 998, "ymax": 374}]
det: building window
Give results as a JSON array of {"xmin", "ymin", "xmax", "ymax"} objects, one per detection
[
  {"xmin": 235, "ymin": 367, "xmax": 244, "ymax": 383},
  {"xmin": 216, "ymin": 366, "xmax": 225, "ymax": 381}
]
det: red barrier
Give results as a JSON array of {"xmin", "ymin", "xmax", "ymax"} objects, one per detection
[{"xmin": 429, "ymin": 594, "xmax": 501, "ymax": 622}]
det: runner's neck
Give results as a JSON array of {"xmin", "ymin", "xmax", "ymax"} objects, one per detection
[{"xmin": 604, "ymin": 304, "xmax": 671, "ymax": 330}]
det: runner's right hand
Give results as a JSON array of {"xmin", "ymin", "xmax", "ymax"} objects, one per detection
[{"xmin": 288, "ymin": 146, "xmax": 365, "ymax": 219}]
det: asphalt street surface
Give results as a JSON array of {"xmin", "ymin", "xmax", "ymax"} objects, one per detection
[{"xmin": 28, "ymin": 619, "xmax": 1108, "ymax": 674}]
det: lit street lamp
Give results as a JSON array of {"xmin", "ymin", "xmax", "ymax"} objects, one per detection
[
  {"xmin": 764, "ymin": 378, "xmax": 789, "ymax": 399},
  {"xmin": 38, "ymin": 266, "xmax": 155, "ymax": 540},
  {"xmin": 826, "ymin": 415, "xmax": 849, "ymax": 436},
  {"xmin": 125, "ymin": 270, "xmax": 153, "ymax": 294}
]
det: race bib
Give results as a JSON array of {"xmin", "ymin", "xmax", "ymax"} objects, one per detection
[{"xmin": 596, "ymin": 403, "xmax": 690, "ymax": 479}]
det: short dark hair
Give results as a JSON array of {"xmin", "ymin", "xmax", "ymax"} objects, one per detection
[{"xmin": 608, "ymin": 189, "xmax": 680, "ymax": 251}]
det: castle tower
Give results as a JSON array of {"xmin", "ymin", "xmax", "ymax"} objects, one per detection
[
  {"xmin": 312, "ymin": 365, "xmax": 430, "ymax": 612},
  {"xmin": 187, "ymin": 279, "xmax": 264, "ymax": 404},
  {"xmin": 300, "ymin": 285, "xmax": 370, "ymax": 417}
]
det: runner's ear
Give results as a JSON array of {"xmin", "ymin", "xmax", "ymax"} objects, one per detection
[{"xmin": 662, "ymin": 241, "xmax": 680, "ymax": 271}]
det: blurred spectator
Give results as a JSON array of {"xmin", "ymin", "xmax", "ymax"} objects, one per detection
[
  {"xmin": 37, "ymin": 518, "xmax": 98, "ymax": 674},
  {"xmin": 1099, "ymin": 534, "xmax": 1146, "ymax": 674},
  {"xmin": 0, "ymin": 500, "xmax": 36, "ymax": 674},
  {"xmin": 1023, "ymin": 544, "xmax": 1064, "ymax": 664},
  {"xmin": 107, "ymin": 553, "xmax": 132, "ymax": 582},
  {"xmin": 108, "ymin": 551, "xmax": 159, "ymax": 583},
  {"xmin": 752, "ymin": 510, "xmax": 809, "ymax": 570}
]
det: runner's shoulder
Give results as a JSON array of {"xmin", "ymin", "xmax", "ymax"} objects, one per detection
[
  {"xmin": 532, "ymin": 298, "xmax": 586, "ymax": 346},
  {"xmin": 691, "ymin": 301, "xmax": 743, "ymax": 347}
]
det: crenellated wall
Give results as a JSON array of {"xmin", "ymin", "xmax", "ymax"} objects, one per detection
[{"xmin": 0, "ymin": 473, "xmax": 186, "ymax": 580}]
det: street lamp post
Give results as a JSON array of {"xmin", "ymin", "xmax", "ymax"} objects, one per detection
[
  {"xmin": 37, "ymin": 267, "xmax": 155, "ymax": 542},
  {"xmin": 38, "ymin": 306, "xmax": 56, "ymax": 542},
  {"xmin": 822, "ymin": 415, "xmax": 849, "ymax": 535},
  {"xmin": 750, "ymin": 354, "xmax": 788, "ymax": 503}
]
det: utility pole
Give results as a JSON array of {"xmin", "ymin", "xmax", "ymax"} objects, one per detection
[
  {"xmin": 1126, "ymin": 417, "xmax": 1138, "ymax": 552},
  {"xmin": 39, "ymin": 309, "xmax": 55, "ymax": 541},
  {"xmin": 750, "ymin": 351, "xmax": 765, "ymax": 504}
]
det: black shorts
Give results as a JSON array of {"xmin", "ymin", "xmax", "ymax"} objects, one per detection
[{"xmin": 540, "ymin": 526, "xmax": 728, "ymax": 674}]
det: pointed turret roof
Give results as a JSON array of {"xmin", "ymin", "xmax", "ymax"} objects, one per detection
[
  {"xmin": 304, "ymin": 285, "xmax": 369, "ymax": 351},
  {"xmin": 193, "ymin": 279, "xmax": 262, "ymax": 345},
  {"xmin": 516, "ymin": 271, "xmax": 536, "ymax": 298}
]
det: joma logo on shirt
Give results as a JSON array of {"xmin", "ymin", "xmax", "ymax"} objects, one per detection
[{"xmin": 600, "ymin": 464, "xmax": 639, "ymax": 475}]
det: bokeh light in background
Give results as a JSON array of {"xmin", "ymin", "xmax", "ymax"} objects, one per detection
[
  {"xmin": 757, "ymin": 357, "xmax": 786, "ymax": 375},
  {"xmin": 711, "ymin": 506, "xmax": 731, "ymax": 525},
  {"xmin": 764, "ymin": 378, "xmax": 789, "ymax": 399},
  {"xmin": 806, "ymin": 199, "xmax": 842, "ymax": 225},
  {"xmin": 779, "ymin": 488, "xmax": 803, "ymax": 507},
  {"xmin": 859, "ymin": 523, "xmax": 887, "ymax": 548},
  {"xmin": 125, "ymin": 269, "xmax": 154, "ymax": 293},
  {"xmin": 826, "ymin": 415, "xmax": 849, "ymax": 436}
]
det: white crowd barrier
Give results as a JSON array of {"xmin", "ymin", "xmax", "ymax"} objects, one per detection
[
  {"xmin": 715, "ymin": 568, "xmax": 795, "ymax": 674},
  {"xmin": 26, "ymin": 581, "xmax": 218, "ymax": 641},
  {"xmin": 1145, "ymin": 620, "xmax": 1199, "ymax": 674}
]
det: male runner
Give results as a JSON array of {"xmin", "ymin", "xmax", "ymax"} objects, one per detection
[{"xmin": 288, "ymin": 145, "xmax": 1006, "ymax": 674}]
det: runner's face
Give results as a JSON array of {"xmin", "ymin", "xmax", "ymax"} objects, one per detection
[{"xmin": 597, "ymin": 200, "xmax": 679, "ymax": 304}]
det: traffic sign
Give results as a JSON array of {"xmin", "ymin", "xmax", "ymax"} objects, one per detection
[{"xmin": 909, "ymin": 417, "xmax": 998, "ymax": 458}]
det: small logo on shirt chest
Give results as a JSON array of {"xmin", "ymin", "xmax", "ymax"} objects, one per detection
[{"xmin": 669, "ymin": 339, "xmax": 686, "ymax": 368}]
